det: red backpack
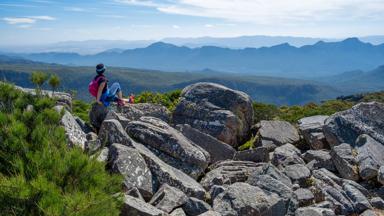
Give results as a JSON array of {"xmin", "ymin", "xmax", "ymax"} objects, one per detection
[{"xmin": 88, "ymin": 76, "xmax": 105, "ymax": 97}]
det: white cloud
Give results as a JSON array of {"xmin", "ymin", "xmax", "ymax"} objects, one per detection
[
  {"xmin": 116, "ymin": 0, "xmax": 384, "ymax": 25},
  {"xmin": 97, "ymin": 14, "xmax": 126, "ymax": 19},
  {"xmin": 3, "ymin": 17, "xmax": 36, "ymax": 25},
  {"xmin": 172, "ymin": 25, "xmax": 180, "ymax": 29},
  {"xmin": 28, "ymin": 16, "xmax": 56, "ymax": 21},
  {"xmin": 65, "ymin": 7, "xmax": 87, "ymax": 12}
]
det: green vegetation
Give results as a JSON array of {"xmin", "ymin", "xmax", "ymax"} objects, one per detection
[
  {"xmin": 136, "ymin": 89, "xmax": 181, "ymax": 111},
  {"xmin": 72, "ymin": 99, "xmax": 91, "ymax": 123},
  {"xmin": 0, "ymin": 83, "xmax": 122, "ymax": 215},
  {"xmin": 30, "ymin": 71, "xmax": 49, "ymax": 95},
  {"xmin": 48, "ymin": 74, "xmax": 61, "ymax": 94}
]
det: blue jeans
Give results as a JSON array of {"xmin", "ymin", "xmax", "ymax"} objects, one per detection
[{"xmin": 100, "ymin": 82, "xmax": 121, "ymax": 107}]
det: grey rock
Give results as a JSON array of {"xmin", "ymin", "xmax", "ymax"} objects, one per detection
[
  {"xmin": 96, "ymin": 147, "xmax": 109, "ymax": 162},
  {"xmin": 379, "ymin": 166, "xmax": 384, "ymax": 185},
  {"xmin": 302, "ymin": 150, "xmax": 336, "ymax": 172},
  {"xmin": 122, "ymin": 195, "xmax": 168, "ymax": 216},
  {"xmin": 118, "ymin": 103, "xmax": 171, "ymax": 123},
  {"xmin": 182, "ymin": 197, "xmax": 212, "ymax": 216},
  {"xmin": 109, "ymin": 144, "xmax": 153, "ymax": 200},
  {"xmin": 294, "ymin": 207, "xmax": 335, "ymax": 216},
  {"xmin": 283, "ymin": 164, "xmax": 311, "ymax": 185},
  {"xmin": 197, "ymin": 210, "xmax": 221, "ymax": 216},
  {"xmin": 257, "ymin": 120, "xmax": 300, "ymax": 146},
  {"xmin": 54, "ymin": 105, "xmax": 87, "ymax": 149},
  {"xmin": 323, "ymin": 185, "xmax": 355, "ymax": 215},
  {"xmin": 330, "ymin": 143, "xmax": 359, "ymax": 181},
  {"xmin": 209, "ymin": 185, "xmax": 226, "ymax": 202},
  {"xmin": 233, "ymin": 147, "xmax": 270, "ymax": 163},
  {"xmin": 359, "ymin": 209, "xmax": 379, "ymax": 216},
  {"xmin": 105, "ymin": 110, "xmax": 131, "ymax": 129},
  {"xmin": 247, "ymin": 174, "xmax": 293, "ymax": 200},
  {"xmin": 213, "ymin": 182, "xmax": 286, "ymax": 216},
  {"xmin": 85, "ymin": 132, "xmax": 101, "ymax": 154},
  {"xmin": 99, "ymin": 119, "xmax": 135, "ymax": 147},
  {"xmin": 74, "ymin": 116, "xmax": 93, "ymax": 134},
  {"xmin": 272, "ymin": 143, "xmax": 305, "ymax": 168},
  {"xmin": 259, "ymin": 139, "xmax": 278, "ymax": 152},
  {"xmin": 17, "ymin": 86, "xmax": 72, "ymax": 108},
  {"xmin": 176, "ymin": 124, "xmax": 236, "ymax": 163},
  {"xmin": 126, "ymin": 117, "xmax": 210, "ymax": 178},
  {"xmin": 356, "ymin": 134, "xmax": 384, "ymax": 180},
  {"xmin": 371, "ymin": 197, "xmax": 384, "ymax": 209},
  {"xmin": 132, "ymin": 142, "xmax": 207, "ymax": 200},
  {"xmin": 170, "ymin": 208, "xmax": 186, "ymax": 216},
  {"xmin": 173, "ymin": 82, "xmax": 254, "ymax": 147},
  {"xmin": 343, "ymin": 183, "xmax": 372, "ymax": 213},
  {"xmin": 150, "ymin": 184, "xmax": 188, "ymax": 213},
  {"xmin": 126, "ymin": 187, "xmax": 145, "ymax": 201},
  {"xmin": 200, "ymin": 160, "xmax": 263, "ymax": 190},
  {"xmin": 294, "ymin": 188, "xmax": 315, "ymax": 207},
  {"xmin": 89, "ymin": 103, "xmax": 109, "ymax": 131},
  {"xmin": 298, "ymin": 115, "xmax": 329, "ymax": 150},
  {"xmin": 323, "ymin": 102, "xmax": 384, "ymax": 147}
]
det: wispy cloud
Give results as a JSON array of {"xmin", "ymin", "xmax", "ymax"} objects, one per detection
[
  {"xmin": 28, "ymin": 16, "xmax": 56, "ymax": 21},
  {"xmin": 113, "ymin": 0, "xmax": 166, "ymax": 7},
  {"xmin": 172, "ymin": 25, "xmax": 180, "ymax": 29},
  {"xmin": 64, "ymin": 7, "xmax": 87, "ymax": 12},
  {"xmin": 97, "ymin": 14, "xmax": 126, "ymax": 19},
  {"xmin": 0, "ymin": 3, "xmax": 36, "ymax": 8},
  {"xmin": 3, "ymin": 17, "xmax": 36, "ymax": 25}
]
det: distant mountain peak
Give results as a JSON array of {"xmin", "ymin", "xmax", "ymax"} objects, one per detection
[
  {"xmin": 147, "ymin": 42, "xmax": 178, "ymax": 49},
  {"xmin": 341, "ymin": 37, "xmax": 363, "ymax": 44}
]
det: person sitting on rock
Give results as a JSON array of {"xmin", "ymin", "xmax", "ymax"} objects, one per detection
[{"xmin": 88, "ymin": 63, "xmax": 129, "ymax": 107}]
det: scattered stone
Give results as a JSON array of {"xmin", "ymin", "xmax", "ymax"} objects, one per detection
[
  {"xmin": 355, "ymin": 134, "xmax": 384, "ymax": 180},
  {"xmin": 208, "ymin": 185, "xmax": 226, "ymax": 202},
  {"xmin": 149, "ymin": 184, "xmax": 188, "ymax": 213},
  {"xmin": 343, "ymin": 182, "xmax": 372, "ymax": 213},
  {"xmin": 233, "ymin": 147, "xmax": 270, "ymax": 163},
  {"xmin": 96, "ymin": 147, "xmax": 109, "ymax": 162},
  {"xmin": 121, "ymin": 195, "xmax": 168, "ymax": 216},
  {"xmin": 196, "ymin": 210, "xmax": 221, "ymax": 216},
  {"xmin": 294, "ymin": 188, "xmax": 315, "ymax": 207},
  {"xmin": 272, "ymin": 143, "xmax": 305, "ymax": 167},
  {"xmin": 283, "ymin": 164, "xmax": 311, "ymax": 185},
  {"xmin": 173, "ymin": 82, "xmax": 254, "ymax": 147},
  {"xmin": 85, "ymin": 132, "xmax": 101, "ymax": 154},
  {"xmin": 126, "ymin": 117, "xmax": 209, "ymax": 178},
  {"xmin": 359, "ymin": 209, "xmax": 378, "ymax": 216},
  {"xmin": 54, "ymin": 105, "xmax": 87, "ymax": 149},
  {"xmin": 247, "ymin": 174, "xmax": 293, "ymax": 201},
  {"xmin": 302, "ymin": 150, "xmax": 336, "ymax": 172},
  {"xmin": 213, "ymin": 182, "xmax": 286, "ymax": 216},
  {"xmin": 176, "ymin": 124, "xmax": 236, "ymax": 163},
  {"xmin": 182, "ymin": 197, "xmax": 211, "ymax": 216},
  {"xmin": 99, "ymin": 119, "xmax": 135, "ymax": 147},
  {"xmin": 126, "ymin": 187, "xmax": 145, "ymax": 201},
  {"xmin": 330, "ymin": 143, "xmax": 359, "ymax": 181},
  {"xmin": 379, "ymin": 166, "xmax": 384, "ymax": 185},
  {"xmin": 294, "ymin": 207, "xmax": 335, "ymax": 216},
  {"xmin": 370, "ymin": 197, "xmax": 384, "ymax": 210},
  {"xmin": 257, "ymin": 120, "xmax": 300, "ymax": 146},
  {"xmin": 105, "ymin": 110, "xmax": 131, "ymax": 129},
  {"xmin": 323, "ymin": 102, "xmax": 384, "ymax": 147},
  {"xmin": 298, "ymin": 115, "xmax": 329, "ymax": 150},
  {"xmin": 108, "ymin": 144, "xmax": 153, "ymax": 200},
  {"xmin": 170, "ymin": 208, "xmax": 186, "ymax": 216},
  {"xmin": 118, "ymin": 103, "xmax": 171, "ymax": 123}
]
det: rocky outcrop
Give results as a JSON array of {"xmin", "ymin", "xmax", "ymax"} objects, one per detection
[
  {"xmin": 126, "ymin": 117, "xmax": 210, "ymax": 178},
  {"xmin": 108, "ymin": 144, "xmax": 153, "ymax": 200},
  {"xmin": 302, "ymin": 150, "xmax": 336, "ymax": 172},
  {"xmin": 257, "ymin": 120, "xmax": 300, "ymax": 148},
  {"xmin": 323, "ymin": 102, "xmax": 384, "ymax": 147},
  {"xmin": 298, "ymin": 115, "xmax": 329, "ymax": 150},
  {"xmin": 149, "ymin": 184, "xmax": 188, "ymax": 213},
  {"xmin": 272, "ymin": 143, "xmax": 305, "ymax": 167},
  {"xmin": 330, "ymin": 143, "xmax": 359, "ymax": 181},
  {"xmin": 176, "ymin": 124, "xmax": 236, "ymax": 164},
  {"xmin": 233, "ymin": 147, "xmax": 269, "ymax": 163},
  {"xmin": 122, "ymin": 195, "xmax": 168, "ymax": 216},
  {"xmin": 213, "ymin": 182, "xmax": 286, "ymax": 216},
  {"xmin": 118, "ymin": 103, "xmax": 171, "ymax": 123},
  {"xmin": 54, "ymin": 105, "xmax": 87, "ymax": 149},
  {"xmin": 355, "ymin": 134, "xmax": 384, "ymax": 180},
  {"xmin": 173, "ymin": 82, "xmax": 253, "ymax": 147},
  {"xmin": 89, "ymin": 103, "xmax": 109, "ymax": 131}
]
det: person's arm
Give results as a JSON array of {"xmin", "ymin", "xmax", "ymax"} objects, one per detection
[{"xmin": 96, "ymin": 81, "xmax": 106, "ymax": 105}]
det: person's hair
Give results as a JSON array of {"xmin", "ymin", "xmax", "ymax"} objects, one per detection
[{"xmin": 96, "ymin": 63, "xmax": 106, "ymax": 74}]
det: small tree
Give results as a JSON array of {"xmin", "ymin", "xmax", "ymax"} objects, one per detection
[
  {"xmin": 48, "ymin": 74, "xmax": 60, "ymax": 95},
  {"xmin": 30, "ymin": 71, "xmax": 48, "ymax": 96}
]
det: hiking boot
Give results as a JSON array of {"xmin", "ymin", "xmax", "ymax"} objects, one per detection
[{"xmin": 117, "ymin": 98, "xmax": 125, "ymax": 106}]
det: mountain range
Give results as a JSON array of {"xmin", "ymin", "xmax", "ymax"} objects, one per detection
[{"xmin": 10, "ymin": 38, "xmax": 384, "ymax": 78}]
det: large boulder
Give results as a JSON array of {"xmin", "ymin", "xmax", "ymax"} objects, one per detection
[
  {"xmin": 89, "ymin": 103, "xmax": 109, "ymax": 131},
  {"xmin": 323, "ymin": 102, "xmax": 384, "ymax": 147},
  {"xmin": 176, "ymin": 124, "xmax": 236, "ymax": 164},
  {"xmin": 298, "ymin": 115, "xmax": 329, "ymax": 150},
  {"xmin": 272, "ymin": 143, "xmax": 305, "ymax": 168},
  {"xmin": 378, "ymin": 166, "xmax": 384, "ymax": 185},
  {"xmin": 200, "ymin": 160, "xmax": 263, "ymax": 191},
  {"xmin": 126, "ymin": 117, "xmax": 210, "ymax": 178},
  {"xmin": 149, "ymin": 184, "xmax": 188, "ymax": 213},
  {"xmin": 108, "ymin": 144, "xmax": 153, "ymax": 200},
  {"xmin": 118, "ymin": 103, "xmax": 171, "ymax": 123},
  {"xmin": 233, "ymin": 147, "xmax": 270, "ymax": 163},
  {"xmin": 122, "ymin": 195, "xmax": 168, "ymax": 216},
  {"xmin": 99, "ymin": 119, "xmax": 135, "ymax": 147},
  {"xmin": 257, "ymin": 121, "xmax": 300, "ymax": 148},
  {"xmin": 355, "ymin": 134, "xmax": 384, "ymax": 180},
  {"xmin": 294, "ymin": 207, "xmax": 335, "ymax": 216},
  {"xmin": 54, "ymin": 105, "xmax": 87, "ymax": 149},
  {"xmin": 173, "ymin": 82, "xmax": 254, "ymax": 147},
  {"xmin": 213, "ymin": 182, "xmax": 286, "ymax": 216},
  {"xmin": 283, "ymin": 164, "xmax": 311, "ymax": 185},
  {"xmin": 330, "ymin": 143, "xmax": 359, "ymax": 181},
  {"xmin": 302, "ymin": 150, "xmax": 336, "ymax": 172},
  {"xmin": 182, "ymin": 197, "xmax": 212, "ymax": 216}
]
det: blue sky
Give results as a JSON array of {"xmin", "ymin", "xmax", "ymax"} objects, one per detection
[{"xmin": 1, "ymin": 0, "xmax": 384, "ymax": 45}]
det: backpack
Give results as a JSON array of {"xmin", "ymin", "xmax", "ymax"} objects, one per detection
[{"xmin": 88, "ymin": 76, "xmax": 105, "ymax": 97}]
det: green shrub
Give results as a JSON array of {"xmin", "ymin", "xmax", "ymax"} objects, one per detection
[
  {"xmin": 72, "ymin": 99, "xmax": 91, "ymax": 123},
  {"xmin": 0, "ymin": 83, "xmax": 122, "ymax": 216},
  {"xmin": 136, "ymin": 89, "xmax": 181, "ymax": 111}
]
